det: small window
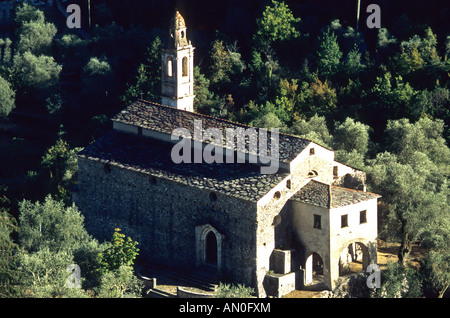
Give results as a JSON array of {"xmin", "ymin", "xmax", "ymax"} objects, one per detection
[
  {"xmin": 360, "ymin": 210, "xmax": 367, "ymax": 224},
  {"xmin": 333, "ymin": 166, "xmax": 338, "ymax": 177},
  {"xmin": 286, "ymin": 179, "xmax": 291, "ymax": 189},
  {"xmin": 103, "ymin": 163, "xmax": 111, "ymax": 173},
  {"xmin": 209, "ymin": 192, "xmax": 217, "ymax": 202},
  {"xmin": 273, "ymin": 191, "xmax": 281, "ymax": 199},
  {"xmin": 309, "ymin": 148, "xmax": 315, "ymax": 155},
  {"xmin": 182, "ymin": 57, "xmax": 188, "ymax": 77},
  {"xmin": 307, "ymin": 170, "xmax": 318, "ymax": 178},
  {"xmin": 149, "ymin": 176, "xmax": 157, "ymax": 184},
  {"xmin": 167, "ymin": 57, "xmax": 173, "ymax": 77},
  {"xmin": 138, "ymin": 127, "xmax": 142, "ymax": 135},
  {"xmin": 314, "ymin": 214, "xmax": 321, "ymax": 229},
  {"xmin": 341, "ymin": 214, "xmax": 348, "ymax": 228},
  {"xmin": 273, "ymin": 215, "xmax": 281, "ymax": 227}
]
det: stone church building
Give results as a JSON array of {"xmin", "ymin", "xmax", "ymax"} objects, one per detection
[{"xmin": 73, "ymin": 12, "xmax": 380, "ymax": 297}]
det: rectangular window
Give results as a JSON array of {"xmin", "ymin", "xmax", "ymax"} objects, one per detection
[
  {"xmin": 333, "ymin": 166, "xmax": 338, "ymax": 177},
  {"xmin": 309, "ymin": 148, "xmax": 315, "ymax": 155},
  {"xmin": 341, "ymin": 214, "xmax": 348, "ymax": 228},
  {"xmin": 360, "ymin": 210, "xmax": 367, "ymax": 224},
  {"xmin": 182, "ymin": 57, "xmax": 188, "ymax": 77},
  {"xmin": 314, "ymin": 214, "xmax": 321, "ymax": 229}
]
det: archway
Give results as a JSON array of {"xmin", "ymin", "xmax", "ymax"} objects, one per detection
[
  {"xmin": 305, "ymin": 252, "xmax": 324, "ymax": 286},
  {"xmin": 195, "ymin": 224, "xmax": 223, "ymax": 272},
  {"xmin": 339, "ymin": 242, "xmax": 370, "ymax": 276},
  {"xmin": 205, "ymin": 231, "xmax": 218, "ymax": 265}
]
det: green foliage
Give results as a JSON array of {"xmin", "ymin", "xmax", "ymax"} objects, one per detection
[
  {"xmin": 251, "ymin": 111, "xmax": 285, "ymax": 130},
  {"xmin": 366, "ymin": 151, "xmax": 448, "ymax": 263},
  {"xmin": 333, "ymin": 118, "xmax": 371, "ymax": 156},
  {"xmin": 13, "ymin": 51, "xmax": 62, "ymax": 91},
  {"xmin": 95, "ymin": 265, "xmax": 143, "ymax": 298},
  {"xmin": 421, "ymin": 248, "xmax": 450, "ymax": 298},
  {"xmin": 55, "ymin": 34, "xmax": 89, "ymax": 62},
  {"xmin": 0, "ymin": 38, "xmax": 13, "ymax": 70},
  {"xmin": 17, "ymin": 19, "xmax": 57, "ymax": 56},
  {"xmin": 194, "ymin": 66, "xmax": 221, "ymax": 115},
  {"xmin": 383, "ymin": 116, "xmax": 450, "ymax": 171},
  {"xmin": 377, "ymin": 28, "xmax": 398, "ymax": 49},
  {"xmin": 16, "ymin": 247, "xmax": 89, "ymax": 298},
  {"xmin": 121, "ymin": 36, "xmax": 162, "ymax": 105},
  {"xmin": 0, "ymin": 75, "xmax": 15, "ymax": 117},
  {"xmin": 18, "ymin": 195, "xmax": 91, "ymax": 254},
  {"xmin": 209, "ymin": 40, "xmax": 233, "ymax": 85},
  {"xmin": 14, "ymin": 2, "xmax": 45, "ymax": 25},
  {"xmin": 40, "ymin": 136, "xmax": 82, "ymax": 204},
  {"xmin": 344, "ymin": 45, "xmax": 365, "ymax": 76},
  {"xmin": 215, "ymin": 282, "xmax": 254, "ymax": 298},
  {"xmin": 289, "ymin": 114, "xmax": 332, "ymax": 148},
  {"xmin": 0, "ymin": 207, "xmax": 21, "ymax": 297},
  {"xmin": 316, "ymin": 29, "xmax": 343, "ymax": 78},
  {"xmin": 372, "ymin": 261, "xmax": 423, "ymax": 298},
  {"xmin": 254, "ymin": 0, "xmax": 301, "ymax": 48},
  {"xmin": 370, "ymin": 72, "xmax": 418, "ymax": 119},
  {"xmin": 302, "ymin": 78, "xmax": 338, "ymax": 117},
  {"xmin": 98, "ymin": 228, "xmax": 139, "ymax": 275}
]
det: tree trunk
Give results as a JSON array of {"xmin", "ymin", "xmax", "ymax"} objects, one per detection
[
  {"xmin": 398, "ymin": 229, "xmax": 411, "ymax": 265},
  {"xmin": 438, "ymin": 284, "xmax": 449, "ymax": 298}
]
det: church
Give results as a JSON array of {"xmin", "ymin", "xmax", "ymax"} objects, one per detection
[{"xmin": 73, "ymin": 12, "xmax": 380, "ymax": 298}]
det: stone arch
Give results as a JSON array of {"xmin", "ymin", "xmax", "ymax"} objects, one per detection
[
  {"xmin": 195, "ymin": 224, "xmax": 223, "ymax": 272},
  {"xmin": 338, "ymin": 240, "xmax": 371, "ymax": 276},
  {"xmin": 304, "ymin": 252, "xmax": 324, "ymax": 286}
]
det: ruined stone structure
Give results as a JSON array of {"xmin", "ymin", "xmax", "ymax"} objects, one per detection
[{"xmin": 73, "ymin": 12, "xmax": 380, "ymax": 298}]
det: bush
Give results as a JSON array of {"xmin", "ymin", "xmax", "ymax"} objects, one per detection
[{"xmin": 215, "ymin": 282, "xmax": 254, "ymax": 298}]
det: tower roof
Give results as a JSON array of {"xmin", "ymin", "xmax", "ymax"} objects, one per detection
[
  {"xmin": 169, "ymin": 11, "xmax": 189, "ymax": 48},
  {"xmin": 171, "ymin": 11, "xmax": 186, "ymax": 30}
]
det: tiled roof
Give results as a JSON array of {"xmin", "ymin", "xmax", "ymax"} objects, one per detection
[
  {"xmin": 111, "ymin": 100, "xmax": 312, "ymax": 164},
  {"xmin": 291, "ymin": 180, "xmax": 380, "ymax": 208},
  {"xmin": 78, "ymin": 130, "xmax": 289, "ymax": 202},
  {"xmin": 291, "ymin": 179, "xmax": 331, "ymax": 208}
]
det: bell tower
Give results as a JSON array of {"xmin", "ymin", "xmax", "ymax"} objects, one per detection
[{"xmin": 161, "ymin": 11, "xmax": 195, "ymax": 112}]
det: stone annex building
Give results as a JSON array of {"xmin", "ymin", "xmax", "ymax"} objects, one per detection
[{"xmin": 73, "ymin": 12, "xmax": 380, "ymax": 297}]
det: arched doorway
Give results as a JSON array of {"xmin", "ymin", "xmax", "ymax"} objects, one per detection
[
  {"xmin": 205, "ymin": 231, "xmax": 218, "ymax": 265},
  {"xmin": 339, "ymin": 242, "xmax": 369, "ymax": 276},
  {"xmin": 305, "ymin": 252, "xmax": 324, "ymax": 287},
  {"xmin": 195, "ymin": 224, "xmax": 223, "ymax": 272}
]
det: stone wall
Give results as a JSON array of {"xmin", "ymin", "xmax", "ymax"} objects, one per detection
[{"xmin": 75, "ymin": 157, "xmax": 259, "ymax": 287}]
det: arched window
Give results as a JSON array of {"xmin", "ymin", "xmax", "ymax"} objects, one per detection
[
  {"xmin": 209, "ymin": 191, "xmax": 217, "ymax": 202},
  {"xmin": 182, "ymin": 57, "xmax": 188, "ymax": 77},
  {"xmin": 307, "ymin": 170, "xmax": 318, "ymax": 178},
  {"xmin": 167, "ymin": 57, "xmax": 173, "ymax": 77}
]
